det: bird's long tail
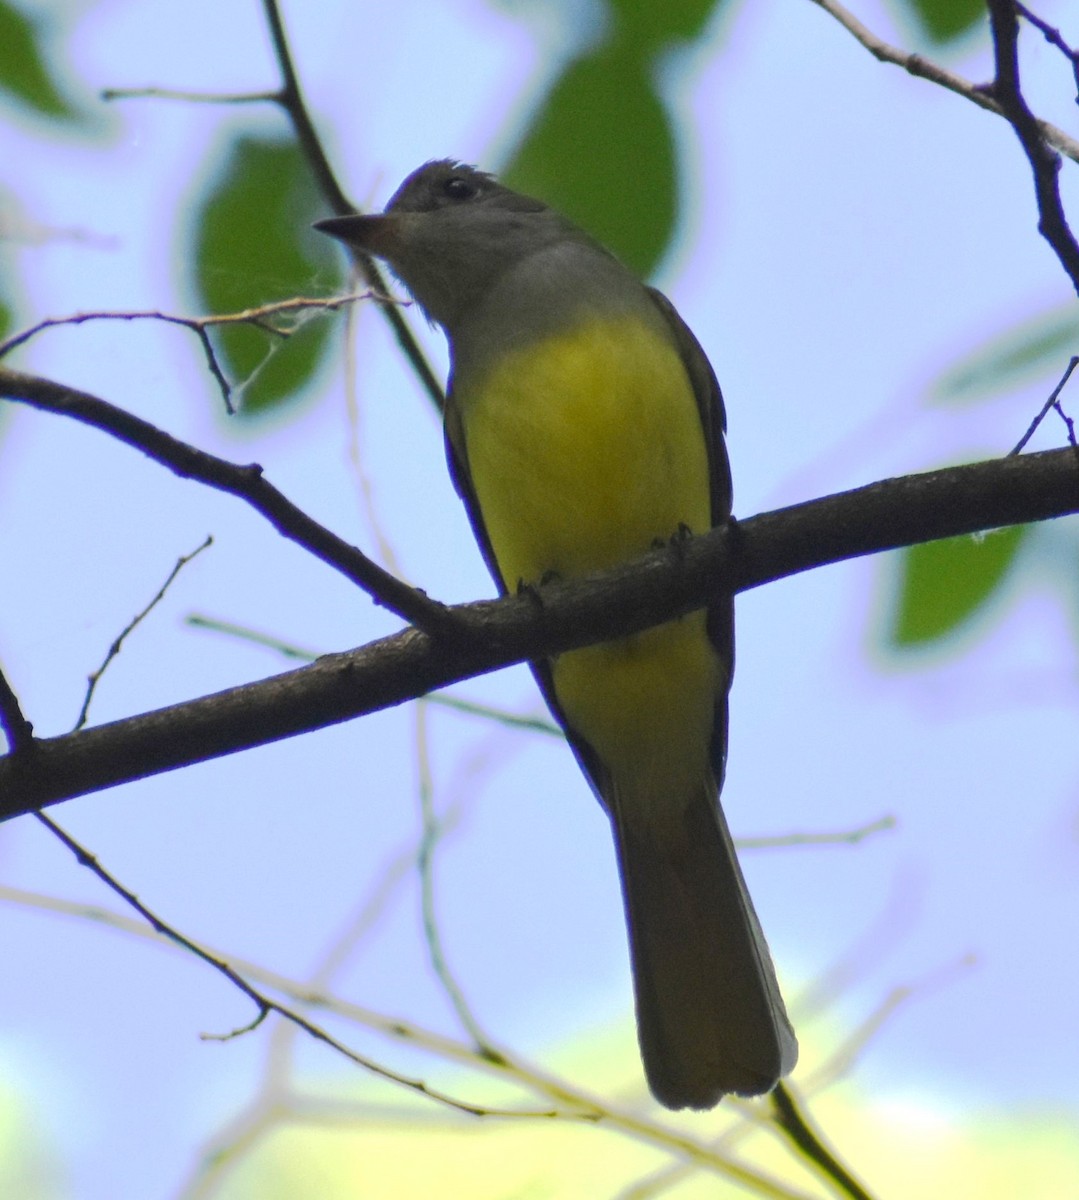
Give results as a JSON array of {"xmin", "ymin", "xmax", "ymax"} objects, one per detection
[{"xmin": 611, "ymin": 780, "xmax": 797, "ymax": 1109}]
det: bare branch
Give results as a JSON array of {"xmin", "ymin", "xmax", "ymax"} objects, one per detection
[
  {"xmin": 0, "ymin": 661, "xmax": 33, "ymax": 753},
  {"xmin": 258, "ymin": 0, "xmax": 445, "ymax": 410},
  {"xmin": 1010, "ymin": 354, "xmax": 1079, "ymax": 453},
  {"xmin": 74, "ymin": 536, "xmax": 213, "ymax": 731},
  {"xmin": 0, "ymin": 294, "xmax": 388, "ymax": 358},
  {"xmin": 770, "ymin": 1082, "xmax": 875, "ymax": 1200},
  {"xmin": 2, "ymin": 441, "xmax": 1078, "ymax": 816},
  {"xmin": 414, "ymin": 700, "xmax": 502, "ymax": 1056},
  {"xmin": 191, "ymin": 614, "xmax": 563, "ymax": 732},
  {"xmin": 102, "ymin": 86, "xmax": 280, "ymax": 104},
  {"xmin": 986, "ymin": 0, "xmax": 1079, "ymax": 291},
  {"xmin": 186, "ymin": 613, "xmax": 563, "ymax": 732},
  {"xmin": 737, "ymin": 815, "xmax": 896, "ymax": 851},
  {"xmin": 807, "ymin": 0, "xmax": 1079, "ymax": 165},
  {"xmin": 1016, "ymin": 4, "xmax": 1079, "ymax": 98},
  {"xmin": 0, "ymin": 292, "xmax": 392, "ymax": 414},
  {"xmin": 173, "ymin": 813, "xmax": 464, "ymax": 1197},
  {"xmin": 32, "ymin": 809, "xmax": 552, "ymax": 1119},
  {"xmin": 259, "ymin": 0, "xmax": 348, "ymax": 213},
  {"xmin": 0, "ymin": 884, "xmax": 816, "ymax": 1198},
  {"xmin": 0, "ymin": 367, "xmax": 453, "ymax": 634},
  {"xmin": 96, "ymin": 3, "xmax": 444, "ymax": 410}
]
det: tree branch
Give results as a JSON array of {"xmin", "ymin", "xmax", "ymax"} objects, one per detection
[
  {"xmin": 2, "ymin": 444, "xmax": 1076, "ymax": 817},
  {"xmin": 985, "ymin": 0, "xmax": 1079, "ymax": 293},
  {"xmin": 0, "ymin": 366, "xmax": 454, "ymax": 634},
  {"xmin": 1016, "ymin": 4, "xmax": 1079, "ymax": 100},
  {"xmin": 1010, "ymin": 354, "xmax": 1079, "ymax": 453},
  {"xmin": 808, "ymin": 0, "xmax": 1079, "ymax": 165},
  {"xmin": 0, "ymin": 292, "xmax": 389, "ymax": 414},
  {"xmin": 258, "ymin": 0, "xmax": 445, "ymax": 409},
  {"xmin": 74, "ymin": 536, "xmax": 214, "ymax": 731},
  {"xmin": 0, "ymin": 662, "xmax": 33, "ymax": 754},
  {"xmin": 770, "ymin": 1083, "xmax": 873, "ymax": 1200},
  {"xmin": 98, "ymin": 0, "xmax": 445, "ymax": 410},
  {"xmin": 33, "ymin": 810, "xmax": 537, "ymax": 1118}
]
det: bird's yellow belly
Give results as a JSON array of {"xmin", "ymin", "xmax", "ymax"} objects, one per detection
[
  {"xmin": 461, "ymin": 314, "xmax": 719, "ymax": 799},
  {"xmin": 463, "ymin": 315, "xmax": 710, "ymax": 582}
]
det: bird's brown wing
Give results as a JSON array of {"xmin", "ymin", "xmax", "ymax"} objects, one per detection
[{"xmin": 646, "ymin": 285, "xmax": 735, "ymax": 786}]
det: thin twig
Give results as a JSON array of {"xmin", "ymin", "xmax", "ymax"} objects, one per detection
[
  {"xmin": 986, "ymin": 0, "xmax": 1079, "ymax": 292},
  {"xmin": 74, "ymin": 536, "xmax": 213, "ymax": 731},
  {"xmin": 1054, "ymin": 393, "xmax": 1078, "ymax": 445},
  {"xmin": 737, "ymin": 814, "xmax": 895, "ymax": 851},
  {"xmin": 613, "ymin": 1094, "xmax": 779, "ymax": 1200},
  {"xmin": 1010, "ymin": 354, "xmax": 1079, "ymax": 453},
  {"xmin": 0, "ymin": 662, "xmax": 33, "ymax": 753},
  {"xmin": 343, "ymin": 289, "xmax": 406, "ymax": 571},
  {"xmin": 0, "ymin": 367, "xmax": 455, "ymax": 634},
  {"xmin": 258, "ymin": 0, "xmax": 345, "ymax": 210},
  {"xmin": 807, "ymin": 0, "xmax": 1079, "ymax": 164},
  {"xmin": 0, "ymin": 293, "xmax": 390, "ymax": 414},
  {"xmin": 415, "ymin": 699, "xmax": 503, "ymax": 1057},
  {"xmin": 0, "ymin": 880, "xmax": 818, "ymax": 1198},
  {"xmin": 31, "ymin": 810, "xmax": 550, "ymax": 1119},
  {"xmin": 427, "ymin": 693, "xmax": 561, "ymax": 735},
  {"xmin": 177, "ymin": 800, "xmax": 468, "ymax": 1198},
  {"xmin": 1016, "ymin": 3, "xmax": 1079, "ymax": 99},
  {"xmin": 102, "ymin": 86, "xmax": 280, "ymax": 104},
  {"xmin": 804, "ymin": 954, "xmax": 977, "ymax": 1094},
  {"xmin": 5, "ymin": 431, "xmax": 1079, "ymax": 815},
  {"xmin": 258, "ymin": 0, "xmax": 445, "ymax": 410},
  {"xmin": 100, "ymin": 5, "xmax": 444, "ymax": 411},
  {"xmin": 185, "ymin": 613, "xmax": 321, "ymax": 659}
]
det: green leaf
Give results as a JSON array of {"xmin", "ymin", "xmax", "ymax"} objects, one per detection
[
  {"xmin": 502, "ymin": 41, "xmax": 675, "ymax": 277},
  {"xmin": 889, "ymin": 524, "xmax": 1028, "ymax": 647},
  {"xmin": 931, "ymin": 305, "xmax": 1079, "ymax": 406},
  {"xmin": 501, "ymin": 0, "xmax": 732, "ymax": 275},
  {"xmin": 0, "ymin": 1, "xmax": 80, "ymax": 120},
  {"xmin": 903, "ymin": 0, "xmax": 984, "ymax": 43},
  {"xmin": 189, "ymin": 133, "xmax": 345, "ymax": 418},
  {"xmin": 607, "ymin": 0, "xmax": 720, "ymax": 42}
]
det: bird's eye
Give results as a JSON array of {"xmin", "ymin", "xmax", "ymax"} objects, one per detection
[{"xmin": 442, "ymin": 176, "xmax": 477, "ymax": 201}]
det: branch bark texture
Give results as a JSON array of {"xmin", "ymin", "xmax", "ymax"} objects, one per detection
[{"xmin": 2, "ymin": 443, "xmax": 1076, "ymax": 818}]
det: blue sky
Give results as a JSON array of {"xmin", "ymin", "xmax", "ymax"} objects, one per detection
[{"xmin": 2, "ymin": 0, "xmax": 1079, "ymax": 1196}]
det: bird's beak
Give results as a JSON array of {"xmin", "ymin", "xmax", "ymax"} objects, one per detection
[{"xmin": 313, "ymin": 212, "xmax": 401, "ymax": 256}]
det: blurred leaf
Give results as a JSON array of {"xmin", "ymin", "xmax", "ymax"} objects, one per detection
[
  {"xmin": 902, "ymin": 0, "xmax": 984, "ymax": 43},
  {"xmin": 503, "ymin": 0, "xmax": 734, "ymax": 275},
  {"xmin": 608, "ymin": 0, "xmax": 719, "ymax": 42},
  {"xmin": 0, "ymin": 1, "xmax": 81, "ymax": 120},
  {"xmin": 889, "ymin": 524, "xmax": 1028, "ymax": 647},
  {"xmin": 0, "ymin": 190, "xmax": 17, "ymax": 344},
  {"xmin": 189, "ymin": 134, "xmax": 344, "ymax": 418},
  {"xmin": 503, "ymin": 41, "xmax": 675, "ymax": 276},
  {"xmin": 0, "ymin": 293, "xmax": 9, "ymax": 439},
  {"xmin": 932, "ymin": 305, "xmax": 1079, "ymax": 405}
]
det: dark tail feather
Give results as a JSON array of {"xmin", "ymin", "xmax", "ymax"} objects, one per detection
[{"xmin": 612, "ymin": 785, "xmax": 797, "ymax": 1109}]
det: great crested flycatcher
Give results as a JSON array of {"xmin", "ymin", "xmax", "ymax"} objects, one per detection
[{"xmin": 316, "ymin": 161, "xmax": 796, "ymax": 1109}]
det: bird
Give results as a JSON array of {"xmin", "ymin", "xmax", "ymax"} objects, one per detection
[{"xmin": 315, "ymin": 160, "xmax": 796, "ymax": 1109}]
